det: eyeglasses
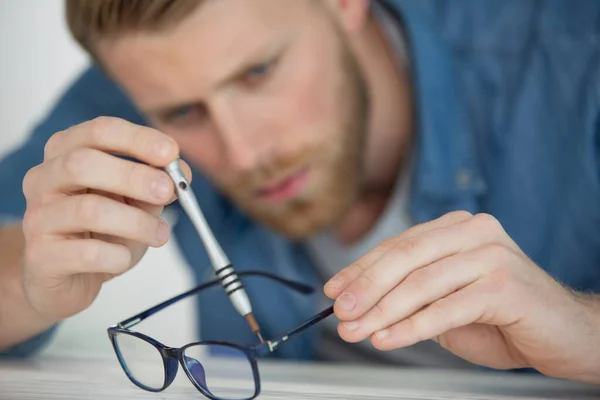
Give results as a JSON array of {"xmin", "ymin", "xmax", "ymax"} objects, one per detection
[{"xmin": 107, "ymin": 270, "xmax": 334, "ymax": 400}]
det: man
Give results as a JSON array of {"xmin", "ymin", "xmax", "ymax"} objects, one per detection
[{"xmin": 0, "ymin": 0, "xmax": 599, "ymax": 384}]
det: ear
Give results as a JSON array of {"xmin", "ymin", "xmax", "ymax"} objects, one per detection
[{"xmin": 323, "ymin": 0, "xmax": 370, "ymax": 33}]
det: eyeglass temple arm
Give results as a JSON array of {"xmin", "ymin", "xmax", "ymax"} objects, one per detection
[
  {"xmin": 118, "ymin": 270, "xmax": 314, "ymax": 328},
  {"xmin": 259, "ymin": 305, "xmax": 334, "ymax": 354}
]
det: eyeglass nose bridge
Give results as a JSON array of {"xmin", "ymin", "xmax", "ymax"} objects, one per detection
[{"xmin": 161, "ymin": 347, "xmax": 181, "ymax": 389}]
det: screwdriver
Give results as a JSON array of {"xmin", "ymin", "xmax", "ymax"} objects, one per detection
[{"xmin": 163, "ymin": 159, "xmax": 264, "ymax": 343}]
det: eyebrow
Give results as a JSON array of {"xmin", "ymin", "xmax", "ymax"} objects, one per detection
[
  {"xmin": 214, "ymin": 35, "xmax": 290, "ymax": 88},
  {"xmin": 142, "ymin": 36, "xmax": 292, "ymax": 117},
  {"xmin": 145, "ymin": 100, "xmax": 204, "ymax": 120}
]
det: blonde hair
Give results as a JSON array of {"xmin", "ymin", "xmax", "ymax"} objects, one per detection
[{"xmin": 65, "ymin": 0, "xmax": 204, "ymax": 54}]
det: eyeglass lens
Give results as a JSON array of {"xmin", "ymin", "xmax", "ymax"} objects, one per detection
[
  {"xmin": 182, "ymin": 344, "xmax": 256, "ymax": 399},
  {"xmin": 114, "ymin": 333, "xmax": 166, "ymax": 390}
]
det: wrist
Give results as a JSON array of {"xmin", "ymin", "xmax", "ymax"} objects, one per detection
[
  {"xmin": 0, "ymin": 223, "xmax": 56, "ymax": 351},
  {"xmin": 569, "ymin": 291, "xmax": 600, "ymax": 384}
]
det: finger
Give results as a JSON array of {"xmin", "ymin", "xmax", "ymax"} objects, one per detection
[
  {"xmin": 127, "ymin": 158, "xmax": 194, "ymax": 214},
  {"xmin": 337, "ymin": 248, "xmax": 487, "ymax": 343},
  {"xmin": 34, "ymin": 148, "xmax": 176, "ymax": 205},
  {"xmin": 367, "ymin": 281, "xmax": 486, "ymax": 351},
  {"xmin": 324, "ymin": 210, "xmax": 473, "ymax": 298},
  {"xmin": 333, "ymin": 213, "xmax": 511, "ymax": 321},
  {"xmin": 36, "ymin": 193, "xmax": 170, "ymax": 248},
  {"xmin": 44, "ymin": 117, "xmax": 178, "ymax": 167},
  {"xmin": 137, "ymin": 160, "xmax": 193, "ymax": 211},
  {"xmin": 39, "ymin": 238, "xmax": 133, "ymax": 277}
]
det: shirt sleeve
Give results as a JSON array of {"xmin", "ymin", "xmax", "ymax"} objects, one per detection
[
  {"xmin": 0, "ymin": 325, "xmax": 59, "ymax": 359},
  {"xmin": 0, "ymin": 64, "xmax": 147, "ymax": 358},
  {"xmin": 596, "ymin": 115, "xmax": 600, "ymax": 186},
  {"xmin": 0, "ymin": 215, "xmax": 19, "ymax": 226}
]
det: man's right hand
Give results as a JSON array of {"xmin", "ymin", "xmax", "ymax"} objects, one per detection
[{"xmin": 20, "ymin": 117, "xmax": 191, "ymax": 322}]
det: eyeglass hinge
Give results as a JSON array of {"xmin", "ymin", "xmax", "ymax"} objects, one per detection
[
  {"xmin": 267, "ymin": 335, "xmax": 289, "ymax": 352},
  {"xmin": 120, "ymin": 318, "xmax": 141, "ymax": 329}
]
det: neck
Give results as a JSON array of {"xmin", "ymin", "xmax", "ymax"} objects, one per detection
[{"xmin": 334, "ymin": 8, "xmax": 413, "ymax": 245}]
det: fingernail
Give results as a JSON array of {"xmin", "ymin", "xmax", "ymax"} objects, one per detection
[
  {"xmin": 151, "ymin": 176, "xmax": 172, "ymax": 199},
  {"xmin": 155, "ymin": 139, "xmax": 174, "ymax": 158},
  {"xmin": 325, "ymin": 275, "xmax": 344, "ymax": 289},
  {"xmin": 157, "ymin": 219, "xmax": 170, "ymax": 243},
  {"xmin": 375, "ymin": 329, "xmax": 389, "ymax": 340},
  {"xmin": 337, "ymin": 292, "xmax": 355, "ymax": 311},
  {"xmin": 343, "ymin": 321, "xmax": 360, "ymax": 331}
]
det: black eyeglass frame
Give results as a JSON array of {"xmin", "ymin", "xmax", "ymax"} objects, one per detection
[{"xmin": 107, "ymin": 270, "xmax": 333, "ymax": 400}]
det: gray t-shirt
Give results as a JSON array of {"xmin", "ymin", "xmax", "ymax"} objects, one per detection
[{"xmin": 305, "ymin": 2, "xmax": 475, "ymax": 369}]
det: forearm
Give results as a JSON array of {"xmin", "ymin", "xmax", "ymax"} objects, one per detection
[{"xmin": 0, "ymin": 222, "xmax": 55, "ymax": 351}]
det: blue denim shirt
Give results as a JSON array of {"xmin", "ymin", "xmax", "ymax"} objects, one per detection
[{"xmin": 1, "ymin": 0, "xmax": 599, "ymax": 361}]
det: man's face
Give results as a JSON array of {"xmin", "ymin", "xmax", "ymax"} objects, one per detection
[{"xmin": 99, "ymin": 0, "xmax": 370, "ymax": 240}]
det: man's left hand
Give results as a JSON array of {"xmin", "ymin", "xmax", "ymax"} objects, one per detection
[{"xmin": 324, "ymin": 211, "xmax": 600, "ymax": 384}]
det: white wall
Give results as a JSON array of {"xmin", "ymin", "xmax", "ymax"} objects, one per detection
[{"xmin": 0, "ymin": 1, "xmax": 197, "ymax": 356}]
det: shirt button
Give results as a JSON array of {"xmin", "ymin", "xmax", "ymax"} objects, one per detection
[{"xmin": 456, "ymin": 169, "xmax": 472, "ymax": 190}]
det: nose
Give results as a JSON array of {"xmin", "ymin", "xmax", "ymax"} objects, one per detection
[{"xmin": 211, "ymin": 97, "xmax": 269, "ymax": 173}]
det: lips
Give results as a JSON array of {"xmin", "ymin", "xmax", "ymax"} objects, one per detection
[{"xmin": 256, "ymin": 168, "xmax": 309, "ymax": 203}]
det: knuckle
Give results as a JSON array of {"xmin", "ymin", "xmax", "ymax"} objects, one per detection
[
  {"xmin": 88, "ymin": 116, "xmax": 119, "ymax": 143},
  {"xmin": 427, "ymin": 298, "xmax": 447, "ymax": 316},
  {"xmin": 412, "ymin": 303, "xmax": 443, "ymax": 342},
  {"xmin": 43, "ymin": 130, "xmax": 65, "ymax": 159},
  {"xmin": 359, "ymin": 272, "xmax": 377, "ymax": 289},
  {"xmin": 470, "ymin": 213, "xmax": 502, "ymax": 231},
  {"xmin": 24, "ymin": 241, "xmax": 46, "ymax": 269},
  {"xmin": 483, "ymin": 242, "xmax": 512, "ymax": 265},
  {"xmin": 420, "ymin": 301, "xmax": 446, "ymax": 333},
  {"xmin": 348, "ymin": 260, "xmax": 366, "ymax": 276},
  {"xmin": 80, "ymin": 241, "xmax": 102, "ymax": 266},
  {"xmin": 354, "ymin": 273, "xmax": 378, "ymax": 293},
  {"xmin": 129, "ymin": 124, "xmax": 146, "ymax": 151},
  {"xmin": 43, "ymin": 139, "xmax": 55, "ymax": 160},
  {"xmin": 352, "ymin": 255, "xmax": 373, "ymax": 274},
  {"xmin": 134, "ymin": 213, "xmax": 154, "ymax": 240},
  {"xmin": 390, "ymin": 236, "xmax": 420, "ymax": 258},
  {"xmin": 38, "ymin": 191, "xmax": 56, "ymax": 206},
  {"xmin": 405, "ymin": 266, "xmax": 433, "ymax": 292},
  {"xmin": 371, "ymin": 335, "xmax": 391, "ymax": 351},
  {"xmin": 122, "ymin": 160, "xmax": 140, "ymax": 189},
  {"xmin": 113, "ymin": 256, "xmax": 133, "ymax": 275},
  {"xmin": 106, "ymin": 245, "xmax": 133, "ymax": 274},
  {"xmin": 371, "ymin": 301, "xmax": 391, "ymax": 322},
  {"xmin": 378, "ymin": 237, "xmax": 397, "ymax": 251},
  {"xmin": 76, "ymin": 195, "xmax": 103, "ymax": 226},
  {"xmin": 62, "ymin": 148, "xmax": 89, "ymax": 181},
  {"xmin": 403, "ymin": 313, "xmax": 421, "ymax": 339},
  {"xmin": 481, "ymin": 244, "xmax": 514, "ymax": 289},
  {"xmin": 22, "ymin": 165, "xmax": 39, "ymax": 199},
  {"xmin": 447, "ymin": 210, "xmax": 473, "ymax": 220},
  {"xmin": 22, "ymin": 204, "xmax": 43, "ymax": 239}
]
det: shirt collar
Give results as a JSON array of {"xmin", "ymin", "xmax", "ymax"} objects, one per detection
[{"xmin": 378, "ymin": 1, "xmax": 487, "ymax": 220}]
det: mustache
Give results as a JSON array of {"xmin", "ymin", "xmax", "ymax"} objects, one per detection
[{"xmin": 232, "ymin": 146, "xmax": 314, "ymax": 191}]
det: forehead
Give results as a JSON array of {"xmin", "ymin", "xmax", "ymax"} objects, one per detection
[{"xmin": 97, "ymin": 0, "xmax": 321, "ymax": 111}]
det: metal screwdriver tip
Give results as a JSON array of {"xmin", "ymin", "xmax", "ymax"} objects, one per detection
[
  {"xmin": 256, "ymin": 331, "xmax": 265, "ymax": 344},
  {"xmin": 244, "ymin": 313, "xmax": 264, "ymax": 343}
]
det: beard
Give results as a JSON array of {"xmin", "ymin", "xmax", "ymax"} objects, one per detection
[{"xmin": 215, "ymin": 39, "xmax": 370, "ymax": 241}]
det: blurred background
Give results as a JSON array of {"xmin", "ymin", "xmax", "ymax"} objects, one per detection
[{"xmin": 0, "ymin": 1, "xmax": 198, "ymax": 357}]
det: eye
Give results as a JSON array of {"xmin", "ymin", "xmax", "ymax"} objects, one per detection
[
  {"xmin": 170, "ymin": 105, "xmax": 194, "ymax": 119},
  {"xmin": 240, "ymin": 60, "xmax": 275, "ymax": 86},
  {"xmin": 248, "ymin": 62, "xmax": 271, "ymax": 77},
  {"xmin": 161, "ymin": 104, "xmax": 206, "ymax": 129}
]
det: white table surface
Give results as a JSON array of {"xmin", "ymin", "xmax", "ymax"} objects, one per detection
[{"xmin": 1, "ymin": 353, "xmax": 599, "ymax": 400}]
